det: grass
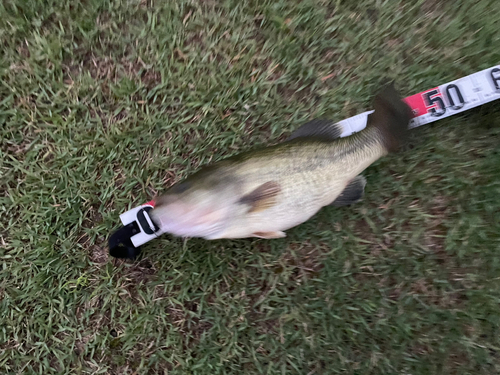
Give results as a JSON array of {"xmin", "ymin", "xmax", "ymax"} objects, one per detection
[{"xmin": 1, "ymin": 0, "xmax": 500, "ymax": 373}]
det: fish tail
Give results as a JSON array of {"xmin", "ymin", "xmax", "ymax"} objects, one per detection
[{"xmin": 366, "ymin": 83, "xmax": 413, "ymax": 153}]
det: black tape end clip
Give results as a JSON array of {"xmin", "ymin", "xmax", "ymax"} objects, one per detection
[{"xmin": 108, "ymin": 221, "xmax": 142, "ymax": 259}]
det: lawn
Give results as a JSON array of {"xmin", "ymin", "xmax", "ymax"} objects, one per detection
[{"xmin": 1, "ymin": 0, "xmax": 500, "ymax": 374}]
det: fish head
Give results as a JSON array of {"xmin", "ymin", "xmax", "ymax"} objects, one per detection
[{"xmin": 149, "ymin": 167, "xmax": 239, "ymax": 239}]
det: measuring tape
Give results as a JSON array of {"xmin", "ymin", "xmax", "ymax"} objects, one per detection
[
  {"xmin": 108, "ymin": 64, "xmax": 500, "ymax": 258},
  {"xmin": 339, "ymin": 65, "xmax": 500, "ymax": 136}
]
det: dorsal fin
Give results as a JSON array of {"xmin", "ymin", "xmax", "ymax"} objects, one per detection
[
  {"xmin": 239, "ymin": 181, "xmax": 281, "ymax": 213},
  {"xmin": 287, "ymin": 119, "xmax": 344, "ymax": 141}
]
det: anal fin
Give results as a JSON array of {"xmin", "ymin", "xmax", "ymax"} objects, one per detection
[{"xmin": 331, "ymin": 176, "xmax": 367, "ymax": 207}]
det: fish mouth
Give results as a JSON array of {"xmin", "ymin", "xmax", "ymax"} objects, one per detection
[{"xmin": 148, "ymin": 210, "xmax": 164, "ymax": 230}]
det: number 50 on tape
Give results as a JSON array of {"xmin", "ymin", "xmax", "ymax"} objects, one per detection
[{"xmin": 339, "ymin": 64, "xmax": 500, "ymax": 136}]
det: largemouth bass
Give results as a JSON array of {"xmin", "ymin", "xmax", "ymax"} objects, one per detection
[{"xmin": 150, "ymin": 84, "xmax": 412, "ymax": 240}]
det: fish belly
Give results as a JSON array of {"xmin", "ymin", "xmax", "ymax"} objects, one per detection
[
  {"xmin": 210, "ymin": 140, "xmax": 386, "ymax": 239},
  {"xmin": 214, "ymin": 169, "xmax": 350, "ymax": 239}
]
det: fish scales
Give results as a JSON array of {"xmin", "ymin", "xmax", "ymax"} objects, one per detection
[{"xmin": 150, "ymin": 84, "xmax": 412, "ymax": 240}]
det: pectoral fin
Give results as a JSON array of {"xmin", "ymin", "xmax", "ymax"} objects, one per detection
[
  {"xmin": 287, "ymin": 119, "xmax": 344, "ymax": 141},
  {"xmin": 252, "ymin": 231, "xmax": 286, "ymax": 239},
  {"xmin": 239, "ymin": 181, "xmax": 281, "ymax": 213},
  {"xmin": 331, "ymin": 176, "xmax": 367, "ymax": 207}
]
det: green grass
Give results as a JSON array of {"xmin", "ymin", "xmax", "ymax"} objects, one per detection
[{"xmin": 1, "ymin": 0, "xmax": 500, "ymax": 374}]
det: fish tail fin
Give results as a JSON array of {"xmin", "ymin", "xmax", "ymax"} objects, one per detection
[{"xmin": 366, "ymin": 83, "xmax": 413, "ymax": 153}]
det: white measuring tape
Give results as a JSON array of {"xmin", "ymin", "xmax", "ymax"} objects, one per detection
[
  {"xmin": 108, "ymin": 65, "xmax": 500, "ymax": 257},
  {"xmin": 340, "ymin": 64, "xmax": 500, "ymax": 137}
]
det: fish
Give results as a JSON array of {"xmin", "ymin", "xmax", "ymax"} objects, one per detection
[{"xmin": 149, "ymin": 84, "xmax": 413, "ymax": 240}]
